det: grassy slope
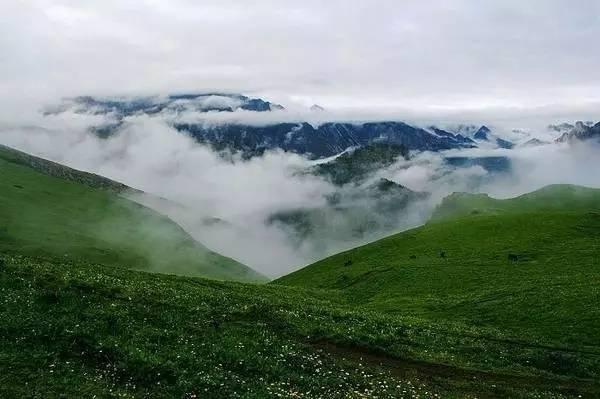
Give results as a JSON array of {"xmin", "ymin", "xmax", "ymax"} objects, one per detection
[
  {"xmin": 0, "ymin": 146, "xmax": 264, "ymax": 282},
  {"xmin": 277, "ymin": 185, "xmax": 600, "ymax": 351},
  {"xmin": 2, "ymin": 145, "xmax": 599, "ymax": 397},
  {"xmin": 431, "ymin": 184, "xmax": 600, "ymax": 221},
  {"xmin": 2, "ymin": 253, "xmax": 598, "ymax": 398},
  {"xmin": 0, "ymin": 144, "xmax": 132, "ymax": 192}
]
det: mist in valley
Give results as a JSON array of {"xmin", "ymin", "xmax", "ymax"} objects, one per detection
[{"xmin": 1, "ymin": 106, "xmax": 599, "ymax": 277}]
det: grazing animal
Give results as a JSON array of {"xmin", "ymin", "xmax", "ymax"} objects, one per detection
[
  {"xmin": 508, "ymin": 253, "xmax": 520, "ymax": 262},
  {"xmin": 211, "ymin": 319, "xmax": 221, "ymax": 330}
]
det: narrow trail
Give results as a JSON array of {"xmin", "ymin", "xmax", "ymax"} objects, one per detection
[{"xmin": 311, "ymin": 340, "xmax": 600, "ymax": 398}]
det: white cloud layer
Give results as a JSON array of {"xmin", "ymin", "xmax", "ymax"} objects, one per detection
[
  {"xmin": 2, "ymin": 113, "xmax": 600, "ymax": 277},
  {"xmin": 1, "ymin": 1, "xmax": 600, "ymax": 277}
]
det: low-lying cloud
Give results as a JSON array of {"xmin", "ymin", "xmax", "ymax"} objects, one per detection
[{"xmin": 1, "ymin": 110, "xmax": 599, "ymax": 277}]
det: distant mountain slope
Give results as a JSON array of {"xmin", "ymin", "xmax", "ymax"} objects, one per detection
[
  {"xmin": 276, "ymin": 184, "xmax": 600, "ymax": 346},
  {"xmin": 255, "ymin": 144, "xmax": 429, "ymax": 262},
  {"xmin": 427, "ymin": 126, "xmax": 476, "ymax": 146},
  {"xmin": 48, "ymin": 94, "xmax": 479, "ymax": 158},
  {"xmin": 473, "ymin": 125, "xmax": 491, "ymax": 140},
  {"xmin": 431, "ymin": 184, "xmax": 600, "ymax": 221},
  {"xmin": 178, "ymin": 121, "xmax": 476, "ymax": 159},
  {"xmin": 548, "ymin": 122, "xmax": 575, "ymax": 133},
  {"xmin": 442, "ymin": 124, "xmax": 517, "ymax": 149},
  {"xmin": 310, "ymin": 143, "xmax": 409, "ymax": 185},
  {"xmin": 47, "ymin": 93, "xmax": 284, "ymax": 116},
  {"xmin": 268, "ymin": 178, "xmax": 429, "ymax": 248},
  {"xmin": 0, "ymin": 144, "xmax": 132, "ymax": 193},
  {"xmin": 556, "ymin": 121, "xmax": 600, "ymax": 143},
  {"xmin": 265, "ymin": 144, "xmax": 428, "ymax": 253},
  {"xmin": 444, "ymin": 156, "xmax": 512, "ymax": 174},
  {"xmin": 0, "ymin": 145, "xmax": 265, "ymax": 282}
]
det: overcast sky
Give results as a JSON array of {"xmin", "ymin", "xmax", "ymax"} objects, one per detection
[{"xmin": 2, "ymin": 0, "xmax": 600, "ymax": 112}]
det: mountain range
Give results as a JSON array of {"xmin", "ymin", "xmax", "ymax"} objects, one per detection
[
  {"xmin": 177, "ymin": 120, "xmax": 478, "ymax": 159},
  {"xmin": 46, "ymin": 93, "xmax": 522, "ymax": 159},
  {"xmin": 41, "ymin": 93, "xmax": 598, "ymax": 181},
  {"xmin": 46, "ymin": 93, "xmax": 284, "ymax": 115},
  {"xmin": 46, "ymin": 94, "xmax": 598, "ymax": 160},
  {"xmin": 556, "ymin": 121, "xmax": 600, "ymax": 143}
]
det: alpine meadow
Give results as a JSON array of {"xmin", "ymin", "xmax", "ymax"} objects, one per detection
[{"xmin": 1, "ymin": 1, "xmax": 600, "ymax": 398}]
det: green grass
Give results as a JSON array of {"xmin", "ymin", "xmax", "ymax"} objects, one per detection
[
  {"xmin": 1, "ymin": 253, "xmax": 596, "ymax": 398},
  {"xmin": 0, "ymin": 144, "xmax": 132, "ymax": 192},
  {"xmin": 431, "ymin": 184, "xmax": 600, "ymax": 221},
  {"xmin": 0, "ymin": 146, "xmax": 264, "ymax": 282},
  {"xmin": 277, "ymin": 185, "xmax": 600, "ymax": 350},
  {"xmin": 2, "ymin": 145, "xmax": 600, "ymax": 397}
]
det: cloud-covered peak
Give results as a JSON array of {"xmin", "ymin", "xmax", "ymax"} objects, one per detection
[{"xmin": 46, "ymin": 93, "xmax": 284, "ymax": 117}]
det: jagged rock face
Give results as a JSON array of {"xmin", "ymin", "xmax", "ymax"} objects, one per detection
[
  {"xmin": 473, "ymin": 126, "xmax": 491, "ymax": 141},
  {"xmin": 446, "ymin": 124, "xmax": 515, "ymax": 149},
  {"xmin": 428, "ymin": 127, "xmax": 477, "ymax": 146},
  {"xmin": 556, "ymin": 121, "xmax": 600, "ymax": 143},
  {"xmin": 48, "ymin": 94, "xmax": 479, "ymax": 159},
  {"xmin": 178, "ymin": 121, "xmax": 476, "ymax": 159},
  {"xmin": 495, "ymin": 137, "xmax": 515, "ymax": 149},
  {"xmin": 449, "ymin": 124, "xmax": 480, "ymax": 137},
  {"xmin": 548, "ymin": 123, "xmax": 575, "ymax": 133}
]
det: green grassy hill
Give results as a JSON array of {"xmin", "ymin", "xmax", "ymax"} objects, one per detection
[
  {"xmin": 0, "ymin": 145, "xmax": 264, "ymax": 282},
  {"xmin": 276, "ymin": 185, "xmax": 600, "ymax": 356},
  {"xmin": 431, "ymin": 184, "xmax": 600, "ymax": 222},
  {"xmin": 0, "ymin": 144, "xmax": 132, "ymax": 192},
  {"xmin": 3, "ymin": 253, "xmax": 599, "ymax": 398}
]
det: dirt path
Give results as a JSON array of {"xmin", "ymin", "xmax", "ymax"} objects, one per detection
[{"xmin": 311, "ymin": 340, "xmax": 600, "ymax": 398}]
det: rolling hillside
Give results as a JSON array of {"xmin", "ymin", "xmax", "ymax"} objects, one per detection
[
  {"xmin": 431, "ymin": 184, "xmax": 600, "ymax": 222},
  {"xmin": 0, "ymin": 145, "xmax": 264, "ymax": 282},
  {"xmin": 3, "ymin": 253, "xmax": 600, "ymax": 398},
  {"xmin": 277, "ymin": 185, "xmax": 600, "ymax": 347}
]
